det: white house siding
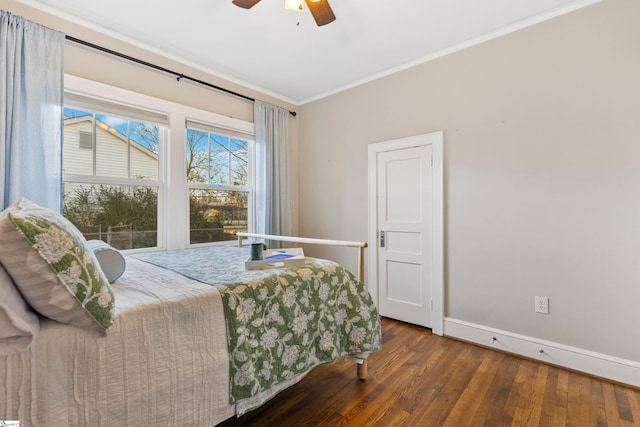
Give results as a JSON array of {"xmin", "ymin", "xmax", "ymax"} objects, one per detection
[
  {"xmin": 63, "ymin": 118, "xmax": 158, "ymax": 180},
  {"xmin": 63, "ymin": 119, "xmax": 93, "ymax": 176}
]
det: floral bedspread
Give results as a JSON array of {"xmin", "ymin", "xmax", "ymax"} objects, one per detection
[{"xmin": 132, "ymin": 246, "xmax": 381, "ymax": 411}]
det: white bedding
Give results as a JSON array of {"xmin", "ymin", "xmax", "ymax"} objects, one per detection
[{"xmin": 0, "ymin": 258, "xmax": 235, "ymax": 426}]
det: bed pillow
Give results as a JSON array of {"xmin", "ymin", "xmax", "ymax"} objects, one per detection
[
  {"xmin": 87, "ymin": 240, "xmax": 126, "ymax": 283},
  {"xmin": 0, "ymin": 263, "xmax": 40, "ymax": 355},
  {"xmin": 0, "ymin": 198, "xmax": 115, "ymax": 331}
]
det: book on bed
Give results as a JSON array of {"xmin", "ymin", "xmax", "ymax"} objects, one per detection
[{"xmin": 245, "ymin": 247, "xmax": 306, "ymax": 270}]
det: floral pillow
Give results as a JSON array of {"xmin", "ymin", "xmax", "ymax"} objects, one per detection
[{"xmin": 0, "ymin": 198, "xmax": 115, "ymax": 331}]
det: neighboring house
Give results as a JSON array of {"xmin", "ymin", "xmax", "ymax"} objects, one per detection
[{"xmin": 63, "ymin": 115, "xmax": 158, "ymax": 180}]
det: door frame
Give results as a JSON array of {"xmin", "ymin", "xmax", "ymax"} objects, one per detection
[{"xmin": 367, "ymin": 131, "xmax": 444, "ymax": 336}]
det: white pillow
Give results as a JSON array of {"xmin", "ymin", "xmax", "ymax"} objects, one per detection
[
  {"xmin": 0, "ymin": 262, "xmax": 40, "ymax": 355},
  {"xmin": 87, "ymin": 240, "xmax": 126, "ymax": 283}
]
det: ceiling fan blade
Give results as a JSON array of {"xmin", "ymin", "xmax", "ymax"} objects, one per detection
[
  {"xmin": 232, "ymin": 0, "xmax": 261, "ymax": 9},
  {"xmin": 304, "ymin": 0, "xmax": 336, "ymax": 26}
]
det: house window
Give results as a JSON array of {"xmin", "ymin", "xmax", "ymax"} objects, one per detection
[
  {"xmin": 62, "ymin": 102, "xmax": 164, "ymax": 250},
  {"xmin": 186, "ymin": 121, "xmax": 252, "ymax": 244},
  {"xmin": 63, "ymin": 75, "xmax": 256, "ymax": 251}
]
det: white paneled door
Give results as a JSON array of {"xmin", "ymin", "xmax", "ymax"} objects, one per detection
[{"xmin": 368, "ymin": 132, "xmax": 443, "ymax": 332}]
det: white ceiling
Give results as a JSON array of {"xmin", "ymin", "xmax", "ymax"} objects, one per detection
[{"xmin": 17, "ymin": 0, "xmax": 597, "ymax": 104}]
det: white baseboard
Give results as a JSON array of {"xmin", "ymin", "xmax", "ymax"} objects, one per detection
[{"xmin": 444, "ymin": 317, "xmax": 640, "ymax": 388}]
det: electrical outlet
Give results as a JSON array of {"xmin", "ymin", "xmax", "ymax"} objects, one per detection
[{"xmin": 535, "ymin": 296, "xmax": 549, "ymax": 314}]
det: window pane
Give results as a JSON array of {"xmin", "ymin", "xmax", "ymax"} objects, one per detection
[
  {"xmin": 209, "ymin": 134, "xmax": 229, "ymax": 185},
  {"xmin": 130, "ymin": 121, "xmax": 159, "ymax": 180},
  {"xmin": 186, "ymin": 129, "xmax": 208, "ymax": 183},
  {"xmin": 63, "ymin": 182, "xmax": 158, "ymax": 250},
  {"xmin": 230, "ymin": 138, "xmax": 248, "ymax": 186},
  {"xmin": 189, "ymin": 189, "xmax": 248, "ymax": 244},
  {"xmin": 63, "ymin": 108, "xmax": 160, "ymax": 180},
  {"xmin": 186, "ymin": 127, "xmax": 249, "ymax": 187},
  {"xmin": 95, "ymin": 114, "xmax": 129, "ymax": 178},
  {"xmin": 63, "ymin": 108, "xmax": 94, "ymax": 176}
]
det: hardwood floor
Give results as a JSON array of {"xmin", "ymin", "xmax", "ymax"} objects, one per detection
[{"xmin": 217, "ymin": 317, "xmax": 640, "ymax": 426}]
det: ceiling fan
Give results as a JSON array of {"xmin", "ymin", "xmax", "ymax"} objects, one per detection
[{"xmin": 232, "ymin": 0, "xmax": 336, "ymax": 26}]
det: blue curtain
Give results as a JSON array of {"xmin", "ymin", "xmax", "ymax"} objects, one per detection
[
  {"xmin": 253, "ymin": 100, "xmax": 292, "ymax": 247},
  {"xmin": 0, "ymin": 11, "xmax": 64, "ymax": 211}
]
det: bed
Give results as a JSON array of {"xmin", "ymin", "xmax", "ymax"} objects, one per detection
[{"xmin": 0, "ymin": 199, "xmax": 381, "ymax": 426}]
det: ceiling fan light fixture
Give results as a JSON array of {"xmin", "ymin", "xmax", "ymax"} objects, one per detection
[
  {"xmin": 233, "ymin": 0, "xmax": 335, "ymax": 26},
  {"xmin": 284, "ymin": 0, "xmax": 303, "ymax": 11}
]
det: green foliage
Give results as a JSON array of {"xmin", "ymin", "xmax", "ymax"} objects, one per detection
[
  {"xmin": 63, "ymin": 184, "xmax": 158, "ymax": 249},
  {"xmin": 62, "ymin": 186, "xmax": 95, "ymax": 230},
  {"xmin": 63, "ymin": 185, "xmax": 232, "ymax": 248},
  {"xmin": 94, "ymin": 186, "xmax": 131, "ymax": 228},
  {"xmin": 189, "ymin": 196, "xmax": 228, "ymax": 244}
]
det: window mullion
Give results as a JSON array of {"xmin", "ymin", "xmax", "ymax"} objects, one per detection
[
  {"xmin": 92, "ymin": 114, "xmax": 97, "ymax": 176},
  {"xmin": 127, "ymin": 121, "xmax": 131, "ymax": 179},
  {"xmin": 227, "ymin": 139, "xmax": 231, "ymax": 185}
]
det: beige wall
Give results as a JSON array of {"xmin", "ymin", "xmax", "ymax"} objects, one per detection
[{"xmin": 298, "ymin": 0, "xmax": 640, "ymax": 362}]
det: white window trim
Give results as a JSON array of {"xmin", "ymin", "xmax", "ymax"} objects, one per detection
[{"xmin": 64, "ymin": 74, "xmax": 255, "ymax": 252}]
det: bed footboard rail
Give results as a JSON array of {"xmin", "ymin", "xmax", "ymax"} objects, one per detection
[{"xmin": 236, "ymin": 232, "xmax": 368, "ymax": 283}]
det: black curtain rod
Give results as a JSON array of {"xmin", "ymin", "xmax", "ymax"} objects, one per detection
[{"xmin": 65, "ymin": 35, "xmax": 296, "ymax": 117}]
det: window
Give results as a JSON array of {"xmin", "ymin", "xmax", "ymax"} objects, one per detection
[
  {"xmin": 62, "ymin": 102, "xmax": 164, "ymax": 250},
  {"xmin": 62, "ymin": 75, "xmax": 255, "ymax": 251},
  {"xmin": 186, "ymin": 121, "xmax": 252, "ymax": 244}
]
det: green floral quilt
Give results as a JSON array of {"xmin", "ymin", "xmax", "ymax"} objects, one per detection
[{"xmin": 133, "ymin": 246, "xmax": 381, "ymax": 408}]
